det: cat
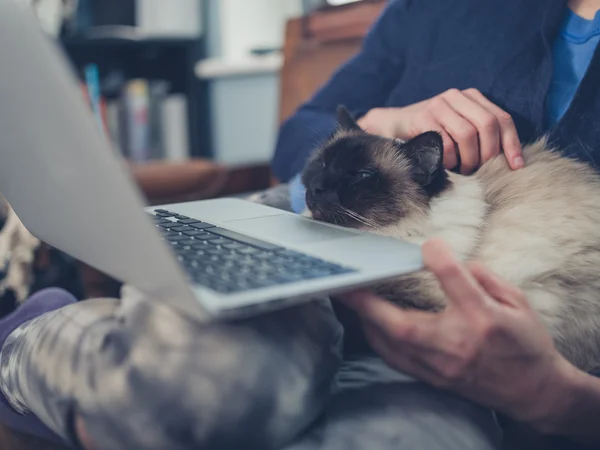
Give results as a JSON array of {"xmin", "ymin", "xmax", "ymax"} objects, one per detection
[{"xmin": 301, "ymin": 106, "xmax": 600, "ymax": 373}]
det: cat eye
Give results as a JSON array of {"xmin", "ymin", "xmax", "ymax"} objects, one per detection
[
  {"xmin": 349, "ymin": 170, "xmax": 375, "ymax": 185},
  {"xmin": 355, "ymin": 170, "xmax": 374, "ymax": 180}
]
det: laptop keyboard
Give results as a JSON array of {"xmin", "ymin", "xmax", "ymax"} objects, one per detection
[{"xmin": 150, "ymin": 210, "xmax": 356, "ymax": 294}]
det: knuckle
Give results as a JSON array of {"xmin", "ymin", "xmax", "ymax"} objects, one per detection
[
  {"xmin": 479, "ymin": 114, "xmax": 498, "ymax": 133},
  {"xmin": 444, "ymin": 88, "xmax": 462, "ymax": 99},
  {"xmin": 429, "ymin": 96, "xmax": 447, "ymax": 111},
  {"xmin": 455, "ymin": 123, "xmax": 477, "ymax": 141},
  {"xmin": 497, "ymin": 111, "xmax": 514, "ymax": 126},
  {"xmin": 463, "ymin": 88, "xmax": 483, "ymax": 98}
]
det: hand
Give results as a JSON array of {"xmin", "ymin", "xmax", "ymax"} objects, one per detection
[
  {"xmin": 357, "ymin": 89, "xmax": 524, "ymax": 174},
  {"xmin": 339, "ymin": 239, "xmax": 577, "ymax": 429}
]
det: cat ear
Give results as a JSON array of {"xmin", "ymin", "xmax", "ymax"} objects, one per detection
[
  {"xmin": 399, "ymin": 131, "xmax": 445, "ymax": 186},
  {"xmin": 336, "ymin": 105, "xmax": 363, "ymax": 132}
]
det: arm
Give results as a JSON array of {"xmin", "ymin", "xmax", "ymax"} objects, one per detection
[
  {"xmin": 340, "ymin": 240, "xmax": 600, "ymax": 445},
  {"xmin": 271, "ymin": 0, "xmax": 410, "ymax": 182},
  {"xmin": 532, "ymin": 363, "xmax": 600, "ymax": 444}
]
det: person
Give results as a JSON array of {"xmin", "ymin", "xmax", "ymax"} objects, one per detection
[{"xmin": 2, "ymin": 0, "xmax": 600, "ymax": 449}]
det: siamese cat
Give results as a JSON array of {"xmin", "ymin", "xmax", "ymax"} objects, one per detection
[{"xmin": 302, "ymin": 106, "xmax": 600, "ymax": 373}]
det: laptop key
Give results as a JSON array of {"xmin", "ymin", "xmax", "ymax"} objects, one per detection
[
  {"xmin": 208, "ymin": 238, "xmax": 230, "ymax": 246},
  {"xmin": 189, "ymin": 222, "xmax": 217, "ymax": 230},
  {"xmin": 159, "ymin": 222, "xmax": 177, "ymax": 229},
  {"xmin": 170, "ymin": 225, "xmax": 193, "ymax": 233},
  {"xmin": 183, "ymin": 229, "xmax": 208, "ymax": 237},
  {"xmin": 177, "ymin": 218, "xmax": 202, "ymax": 225}
]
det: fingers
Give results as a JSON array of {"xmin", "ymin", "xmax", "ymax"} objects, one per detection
[
  {"xmin": 361, "ymin": 322, "xmax": 446, "ymax": 385},
  {"xmin": 443, "ymin": 89, "xmax": 501, "ymax": 166},
  {"xmin": 428, "ymin": 96, "xmax": 480, "ymax": 174},
  {"xmin": 462, "ymin": 89, "xmax": 524, "ymax": 170},
  {"xmin": 467, "ymin": 261, "xmax": 528, "ymax": 308},
  {"xmin": 340, "ymin": 291, "xmax": 439, "ymax": 346},
  {"xmin": 422, "ymin": 239, "xmax": 492, "ymax": 311},
  {"xmin": 437, "ymin": 128, "xmax": 459, "ymax": 170}
]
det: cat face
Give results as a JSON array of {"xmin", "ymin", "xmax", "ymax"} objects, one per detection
[{"xmin": 302, "ymin": 107, "xmax": 449, "ymax": 228}]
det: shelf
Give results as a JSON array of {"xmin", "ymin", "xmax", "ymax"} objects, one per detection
[
  {"xmin": 195, "ymin": 54, "xmax": 283, "ymax": 80},
  {"xmin": 61, "ymin": 26, "xmax": 202, "ymax": 47}
]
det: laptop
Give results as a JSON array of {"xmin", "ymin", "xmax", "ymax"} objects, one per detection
[{"xmin": 0, "ymin": 0, "xmax": 423, "ymax": 322}]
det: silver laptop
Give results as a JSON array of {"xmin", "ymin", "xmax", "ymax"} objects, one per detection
[{"xmin": 0, "ymin": 0, "xmax": 423, "ymax": 322}]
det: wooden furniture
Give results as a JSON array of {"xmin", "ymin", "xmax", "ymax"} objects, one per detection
[{"xmin": 279, "ymin": 0, "xmax": 386, "ymax": 123}]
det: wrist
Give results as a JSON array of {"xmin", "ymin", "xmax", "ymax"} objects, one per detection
[
  {"xmin": 512, "ymin": 355, "xmax": 579, "ymax": 434},
  {"xmin": 524, "ymin": 356, "xmax": 593, "ymax": 437}
]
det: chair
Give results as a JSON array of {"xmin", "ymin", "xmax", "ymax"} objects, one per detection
[{"xmin": 279, "ymin": 0, "xmax": 385, "ymax": 123}]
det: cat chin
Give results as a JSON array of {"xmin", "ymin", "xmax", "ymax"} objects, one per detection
[
  {"xmin": 301, "ymin": 208, "xmax": 313, "ymax": 218},
  {"xmin": 303, "ymin": 209, "xmax": 326, "ymax": 221}
]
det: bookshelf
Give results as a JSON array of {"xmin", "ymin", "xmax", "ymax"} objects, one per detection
[{"xmin": 61, "ymin": 34, "xmax": 211, "ymax": 160}]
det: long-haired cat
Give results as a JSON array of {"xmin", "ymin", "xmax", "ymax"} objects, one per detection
[{"xmin": 302, "ymin": 106, "xmax": 600, "ymax": 373}]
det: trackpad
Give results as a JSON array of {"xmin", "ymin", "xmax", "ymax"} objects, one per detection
[{"xmin": 227, "ymin": 215, "xmax": 360, "ymax": 245}]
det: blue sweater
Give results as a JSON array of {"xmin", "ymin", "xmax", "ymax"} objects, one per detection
[{"xmin": 272, "ymin": 0, "xmax": 600, "ymax": 183}]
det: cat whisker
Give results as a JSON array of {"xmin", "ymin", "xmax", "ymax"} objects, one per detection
[{"xmin": 335, "ymin": 206, "xmax": 381, "ymax": 231}]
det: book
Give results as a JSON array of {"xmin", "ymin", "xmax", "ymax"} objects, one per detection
[
  {"xmin": 124, "ymin": 79, "xmax": 151, "ymax": 162},
  {"xmin": 161, "ymin": 94, "xmax": 190, "ymax": 162},
  {"xmin": 83, "ymin": 77, "xmax": 190, "ymax": 162}
]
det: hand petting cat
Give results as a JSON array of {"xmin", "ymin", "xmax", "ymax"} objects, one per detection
[
  {"xmin": 339, "ymin": 239, "xmax": 600, "ymax": 443},
  {"xmin": 357, "ymin": 88, "xmax": 525, "ymax": 174}
]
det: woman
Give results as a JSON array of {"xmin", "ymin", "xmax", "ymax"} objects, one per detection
[{"xmin": 3, "ymin": 0, "xmax": 600, "ymax": 448}]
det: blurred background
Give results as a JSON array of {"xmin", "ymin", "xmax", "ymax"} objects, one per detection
[
  {"xmin": 30, "ymin": 0, "xmax": 365, "ymax": 168},
  {"xmin": 1, "ymin": 0, "xmax": 386, "ymax": 304}
]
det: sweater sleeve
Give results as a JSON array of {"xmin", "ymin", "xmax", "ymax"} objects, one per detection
[{"xmin": 271, "ymin": 0, "xmax": 410, "ymax": 182}]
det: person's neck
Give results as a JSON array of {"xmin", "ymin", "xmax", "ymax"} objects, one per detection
[{"xmin": 569, "ymin": 0, "xmax": 600, "ymax": 19}]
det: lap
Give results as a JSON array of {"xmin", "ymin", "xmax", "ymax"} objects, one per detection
[
  {"xmin": 0, "ymin": 185, "xmax": 501, "ymax": 450},
  {"xmin": 285, "ymin": 356, "xmax": 501, "ymax": 450}
]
